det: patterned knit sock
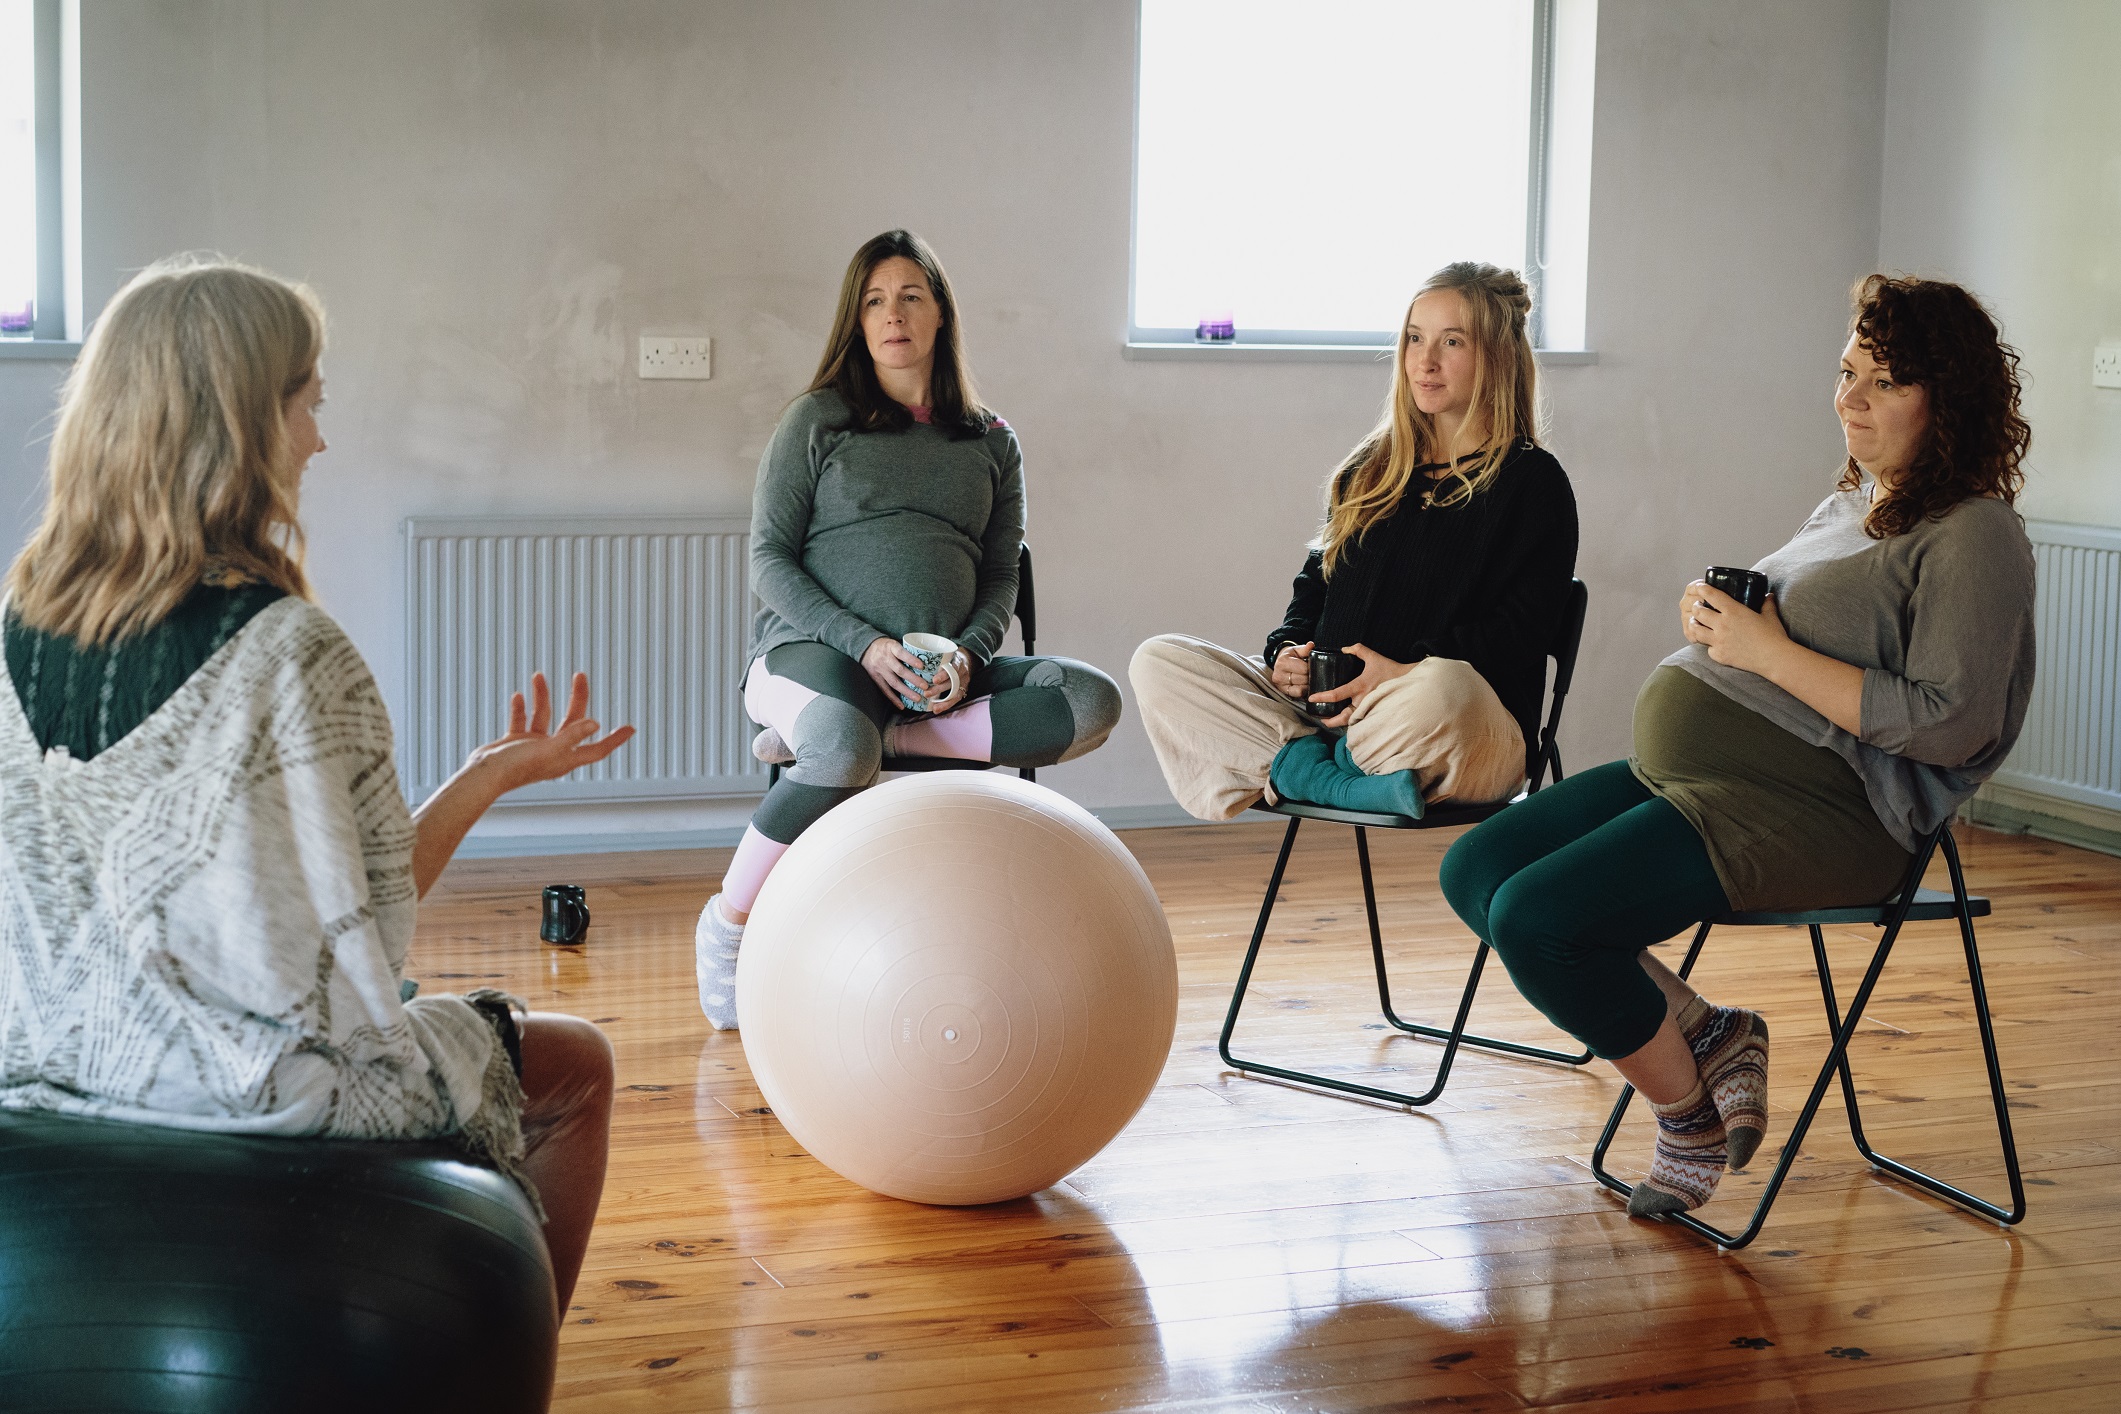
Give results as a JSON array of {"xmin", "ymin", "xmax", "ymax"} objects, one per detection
[
  {"xmin": 1628, "ymin": 1079, "xmax": 1728, "ymax": 1217},
  {"xmin": 1678, "ymin": 996, "xmax": 1771, "ymax": 1170},
  {"xmin": 695, "ymin": 895, "xmax": 744, "ymax": 1032}
]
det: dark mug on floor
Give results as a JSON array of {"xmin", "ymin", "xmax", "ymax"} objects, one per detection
[
  {"xmin": 1306, "ymin": 648, "xmax": 1363, "ymax": 715},
  {"xmin": 540, "ymin": 884, "xmax": 590, "ymax": 945},
  {"xmin": 1704, "ymin": 566, "xmax": 1770, "ymax": 612}
]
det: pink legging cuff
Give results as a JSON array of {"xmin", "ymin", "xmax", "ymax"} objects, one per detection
[
  {"xmin": 722, "ymin": 825, "xmax": 789, "ymax": 915},
  {"xmin": 887, "ymin": 698, "xmax": 994, "ymax": 761}
]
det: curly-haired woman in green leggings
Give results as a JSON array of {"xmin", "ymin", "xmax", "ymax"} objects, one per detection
[{"xmin": 1441, "ymin": 275, "xmax": 2037, "ymax": 1217}]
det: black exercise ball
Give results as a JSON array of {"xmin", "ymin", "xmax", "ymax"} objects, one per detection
[{"xmin": 0, "ymin": 1108, "xmax": 556, "ymax": 1413}]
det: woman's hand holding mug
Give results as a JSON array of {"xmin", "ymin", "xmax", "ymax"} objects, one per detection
[
  {"xmin": 1308, "ymin": 643, "xmax": 1414, "ymax": 729},
  {"xmin": 862, "ymin": 636, "xmax": 933, "ymax": 706},
  {"xmin": 1271, "ymin": 642, "xmax": 1313, "ymax": 698},
  {"xmin": 863, "ymin": 633, "xmax": 968, "ymax": 712},
  {"xmin": 1680, "ymin": 579, "xmax": 1791, "ymax": 673}
]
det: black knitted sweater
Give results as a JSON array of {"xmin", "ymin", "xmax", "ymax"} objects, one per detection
[
  {"xmin": 5, "ymin": 582, "xmax": 286, "ymax": 761},
  {"xmin": 1263, "ymin": 441, "xmax": 1579, "ymax": 752}
]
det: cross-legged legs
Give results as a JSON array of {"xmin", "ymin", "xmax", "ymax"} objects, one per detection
[
  {"xmin": 885, "ymin": 654, "xmax": 1121, "ymax": 767},
  {"xmin": 1129, "ymin": 633, "xmax": 1526, "ymax": 822}
]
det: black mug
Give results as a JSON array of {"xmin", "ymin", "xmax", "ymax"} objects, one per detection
[
  {"xmin": 1305, "ymin": 648, "xmax": 1362, "ymax": 715},
  {"xmin": 1704, "ymin": 565, "xmax": 1770, "ymax": 612},
  {"xmin": 540, "ymin": 884, "xmax": 590, "ymax": 945}
]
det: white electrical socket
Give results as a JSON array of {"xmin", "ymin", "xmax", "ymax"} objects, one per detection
[
  {"xmin": 2095, "ymin": 343, "xmax": 2121, "ymax": 390},
  {"xmin": 639, "ymin": 336, "xmax": 712, "ymax": 380}
]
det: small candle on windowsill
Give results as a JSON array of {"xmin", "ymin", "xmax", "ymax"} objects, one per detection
[{"xmin": 1194, "ymin": 311, "xmax": 1235, "ymax": 342}]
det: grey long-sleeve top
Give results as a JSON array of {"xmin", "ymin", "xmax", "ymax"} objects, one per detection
[
  {"xmin": 748, "ymin": 391, "xmax": 1025, "ymax": 667},
  {"xmin": 1664, "ymin": 484, "xmax": 2037, "ymax": 850}
]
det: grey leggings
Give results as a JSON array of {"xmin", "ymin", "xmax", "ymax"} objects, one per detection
[{"xmin": 748, "ymin": 642, "xmax": 1122, "ymax": 845}]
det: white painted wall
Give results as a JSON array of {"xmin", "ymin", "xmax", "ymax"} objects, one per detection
[
  {"xmin": 0, "ymin": 0, "xmax": 1894, "ymax": 847},
  {"xmin": 1879, "ymin": 0, "xmax": 2121, "ymax": 531}
]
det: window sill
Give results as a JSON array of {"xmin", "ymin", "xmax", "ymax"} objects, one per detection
[
  {"xmin": 0, "ymin": 340, "xmax": 81, "ymax": 361},
  {"xmin": 1123, "ymin": 341, "xmax": 1597, "ymax": 365}
]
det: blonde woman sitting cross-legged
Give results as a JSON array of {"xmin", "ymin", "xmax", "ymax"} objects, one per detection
[{"xmin": 1132, "ymin": 262, "xmax": 1578, "ymax": 822}]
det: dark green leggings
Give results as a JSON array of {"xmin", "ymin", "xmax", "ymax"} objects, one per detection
[{"xmin": 1438, "ymin": 760, "xmax": 1731, "ymax": 1059}]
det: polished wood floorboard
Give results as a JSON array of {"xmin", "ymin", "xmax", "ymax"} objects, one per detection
[{"xmin": 414, "ymin": 820, "xmax": 2121, "ymax": 1411}]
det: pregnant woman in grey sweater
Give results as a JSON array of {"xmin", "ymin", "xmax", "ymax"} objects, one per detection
[
  {"xmin": 1440, "ymin": 275, "xmax": 2036, "ymax": 1219},
  {"xmin": 696, "ymin": 231, "xmax": 1121, "ymax": 1030}
]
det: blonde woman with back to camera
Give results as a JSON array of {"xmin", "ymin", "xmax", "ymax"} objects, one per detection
[
  {"xmin": 0, "ymin": 256, "xmax": 631, "ymax": 1308},
  {"xmin": 1132, "ymin": 261, "xmax": 1578, "ymax": 823}
]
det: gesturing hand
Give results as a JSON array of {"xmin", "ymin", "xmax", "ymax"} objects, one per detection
[
  {"xmin": 467, "ymin": 671, "xmax": 635, "ymax": 794},
  {"xmin": 1270, "ymin": 642, "xmax": 1313, "ymax": 698},
  {"xmin": 1309, "ymin": 643, "xmax": 1414, "ymax": 729},
  {"xmin": 1680, "ymin": 579, "xmax": 1790, "ymax": 674}
]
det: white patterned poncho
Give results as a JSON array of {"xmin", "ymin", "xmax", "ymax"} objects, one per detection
[{"xmin": 0, "ymin": 597, "xmax": 525, "ymax": 1182}]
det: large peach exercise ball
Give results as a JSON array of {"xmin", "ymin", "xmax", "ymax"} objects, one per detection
[{"xmin": 737, "ymin": 772, "xmax": 1178, "ymax": 1205}]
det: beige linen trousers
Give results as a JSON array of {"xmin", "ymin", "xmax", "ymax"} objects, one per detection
[{"xmin": 1129, "ymin": 634, "xmax": 1527, "ymax": 822}]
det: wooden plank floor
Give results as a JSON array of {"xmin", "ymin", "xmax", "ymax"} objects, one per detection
[{"xmin": 414, "ymin": 820, "xmax": 2121, "ymax": 1412}]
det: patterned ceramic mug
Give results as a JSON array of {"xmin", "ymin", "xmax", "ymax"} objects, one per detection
[{"xmin": 899, "ymin": 632, "xmax": 963, "ymax": 712}]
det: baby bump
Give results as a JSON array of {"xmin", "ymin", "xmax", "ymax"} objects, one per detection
[{"xmin": 803, "ymin": 522, "xmax": 983, "ymax": 640}]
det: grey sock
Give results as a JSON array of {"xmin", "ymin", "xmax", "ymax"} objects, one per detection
[{"xmin": 696, "ymin": 895, "xmax": 744, "ymax": 1031}]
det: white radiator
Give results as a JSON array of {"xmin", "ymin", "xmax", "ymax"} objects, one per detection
[
  {"xmin": 1987, "ymin": 519, "xmax": 2121, "ymax": 815},
  {"xmin": 403, "ymin": 516, "xmax": 768, "ymax": 804}
]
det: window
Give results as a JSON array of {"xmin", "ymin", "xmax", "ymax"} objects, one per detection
[
  {"xmin": 1, "ymin": 0, "xmax": 78, "ymax": 347},
  {"xmin": 1130, "ymin": 0, "xmax": 1595, "ymax": 353},
  {"xmin": 0, "ymin": 2, "xmax": 37, "ymax": 336}
]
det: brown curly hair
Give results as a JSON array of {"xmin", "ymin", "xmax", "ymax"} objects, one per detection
[{"xmin": 1839, "ymin": 274, "xmax": 2029, "ymax": 539}]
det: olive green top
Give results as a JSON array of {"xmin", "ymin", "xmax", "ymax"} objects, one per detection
[
  {"xmin": 4, "ymin": 582, "xmax": 287, "ymax": 761},
  {"xmin": 1631, "ymin": 665, "xmax": 1911, "ymax": 913},
  {"xmin": 1659, "ymin": 486, "xmax": 2034, "ymax": 851}
]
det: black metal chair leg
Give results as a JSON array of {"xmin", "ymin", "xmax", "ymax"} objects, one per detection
[
  {"xmin": 1357, "ymin": 827, "xmax": 1593, "ymax": 1067},
  {"xmin": 1669, "ymin": 918, "xmax": 1716, "ymax": 983},
  {"xmin": 1810, "ymin": 925, "xmax": 1871, "ymax": 1150},
  {"xmin": 1220, "ymin": 816, "xmax": 1455, "ymax": 1106},
  {"xmin": 1814, "ymin": 837, "xmax": 2026, "ymax": 1225},
  {"xmin": 1221, "ymin": 819, "xmax": 1590, "ymax": 1109}
]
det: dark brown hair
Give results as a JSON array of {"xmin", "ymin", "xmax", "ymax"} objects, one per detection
[
  {"xmin": 1839, "ymin": 274, "xmax": 2029, "ymax": 539},
  {"xmin": 806, "ymin": 230, "xmax": 991, "ymax": 440}
]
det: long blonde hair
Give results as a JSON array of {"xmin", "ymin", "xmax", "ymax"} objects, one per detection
[
  {"xmin": 6, "ymin": 255, "xmax": 321, "ymax": 645},
  {"xmin": 1317, "ymin": 262, "xmax": 1542, "ymax": 575}
]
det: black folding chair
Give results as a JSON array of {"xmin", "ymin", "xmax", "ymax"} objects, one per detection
[
  {"xmin": 1220, "ymin": 579, "xmax": 1594, "ymax": 1108},
  {"xmin": 764, "ymin": 542, "xmax": 1038, "ymax": 784},
  {"xmin": 1590, "ymin": 822, "xmax": 2026, "ymax": 1248}
]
